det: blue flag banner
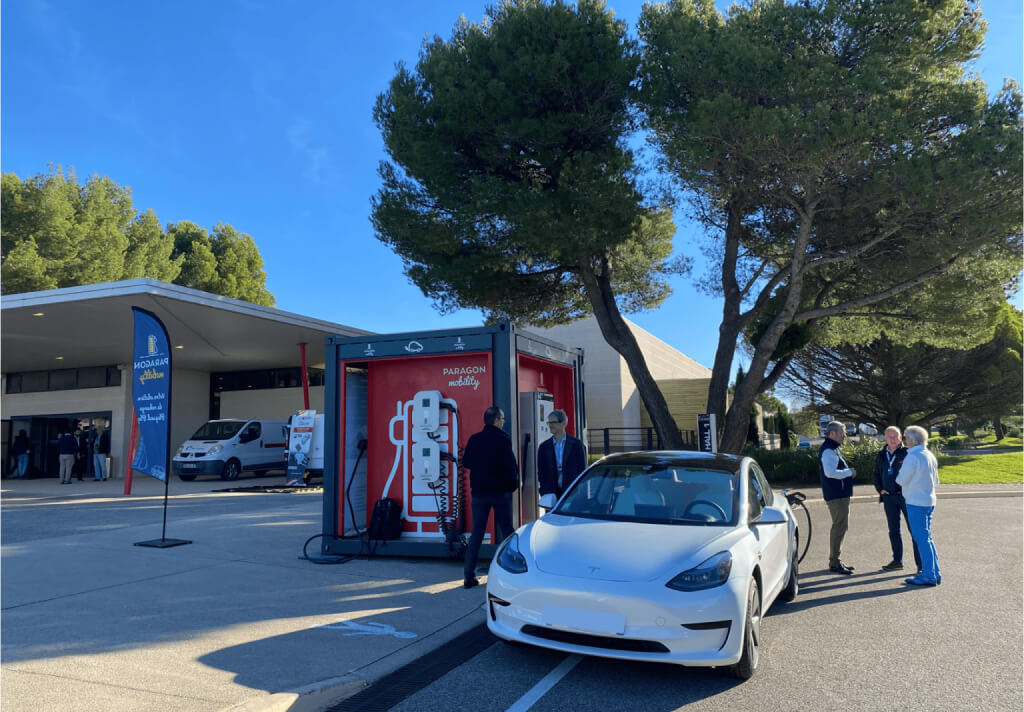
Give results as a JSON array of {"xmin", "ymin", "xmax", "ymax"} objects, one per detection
[{"xmin": 131, "ymin": 307, "xmax": 172, "ymax": 481}]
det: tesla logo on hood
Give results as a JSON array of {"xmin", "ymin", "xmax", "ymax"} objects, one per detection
[{"xmin": 405, "ymin": 341, "xmax": 424, "ymax": 353}]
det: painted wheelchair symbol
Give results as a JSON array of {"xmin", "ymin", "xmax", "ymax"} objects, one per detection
[{"xmin": 316, "ymin": 618, "xmax": 417, "ymax": 639}]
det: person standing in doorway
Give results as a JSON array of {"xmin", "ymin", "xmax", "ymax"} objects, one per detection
[
  {"xmin": 93, "ymin": 426, "xmax": 110, "ymax": 481},
  {"xmin": 58, "ymin": 431, "xmax": 78, "ymax": 484},
  {"xmin": 897, "ymin": 425, "xmax": 941, "ymax": 586},
  {"xmin": 872, "ymin": 426, "xmax": 920, "ymax": 572},
  {"xmin": 819, "ymin": 421, "xmax": 856, "ymax": 575},
  {"xmin": 538, "ymin": 409, "xmax": 586, "ymax": 501},
  {"xmin": 75, "ymin": 429, "xmax": 89, "ymax": 481},
  {"xmin": 12, "ymin": 430, "xmax": 30, "ymax": 478},
  {"xmin": 460, "ymin": 406, "xmax": 518, "ymax": 589}
]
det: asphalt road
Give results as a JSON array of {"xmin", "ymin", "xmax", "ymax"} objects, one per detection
[{"xmin": 385, "ymin": 493, "xmax": 1023, "ymax": 712}]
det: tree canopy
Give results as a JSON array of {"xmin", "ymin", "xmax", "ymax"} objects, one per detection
[
  {"xmin": 638, "ymin": 0, "xmax": 1022, "ymax": 453},
  {"xmin": 1, "ymin": 167, "xmax": 275, "ymax": 306},
  {"xmin": 372, "ymin": 0, "xmax": 688, "ymax": 445},
  {"xmin": 781, "ymin": 303, "xmax": 1023, "ymax": 432}
]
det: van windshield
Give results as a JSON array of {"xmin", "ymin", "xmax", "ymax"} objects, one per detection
[{"xmin": 190, "ymin": 421, "xmax": 245, "ymax": 440}]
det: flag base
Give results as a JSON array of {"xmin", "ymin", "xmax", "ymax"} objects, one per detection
[{"xmin": 134, "ymin": 538, "xmax": 192, "ymax": 548}]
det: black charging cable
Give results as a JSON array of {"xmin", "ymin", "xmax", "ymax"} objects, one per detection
[
  {"xmin": 301, "ymin": 438, "xmax": 370, "ymax": 565},
  {"xmin": 783, "ymin": 490, "xmax": 811, "ymax": 563}
]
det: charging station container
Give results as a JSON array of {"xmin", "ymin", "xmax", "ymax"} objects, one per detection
[{"xmin": 320, "ymin": 322, "xmax": 585, "ymax": 558}]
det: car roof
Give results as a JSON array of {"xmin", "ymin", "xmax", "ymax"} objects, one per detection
[{"xmin": 593, "ymin": 450, "xmax": 744, "ymax": 472}]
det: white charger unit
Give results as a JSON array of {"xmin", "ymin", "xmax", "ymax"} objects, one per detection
[
  {"xmin": 412, "ymin": 439, "xmax": 441, "ymax": 484},
  {"xmin": 413, "ymin": 390, "xmax": 443, "ymax": 433}
]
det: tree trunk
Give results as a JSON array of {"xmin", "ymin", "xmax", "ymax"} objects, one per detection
[
  {"xmin": 705, "ymin": 205, "xmax": 746, "ymax": 450},
  {"xmin": 992, "ymin": 416, "xmax": 1004, "ymax": 441},
  {"xmin": 578, "ymin": 255, "xmax": 684, "ymax": 449}
]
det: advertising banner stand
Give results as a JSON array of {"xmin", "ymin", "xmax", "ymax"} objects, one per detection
[
  {"xmin": 130, "ymin": 307, "xmax": 192, "ymax": 549},
  {"xmin": 321, "ymin": 322, "xmax": 584, "ymax": 559}
]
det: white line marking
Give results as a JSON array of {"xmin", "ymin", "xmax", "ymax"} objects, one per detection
[{"xmin": 505, "ymin": 653, "xmax": 583, "ymax": 712}]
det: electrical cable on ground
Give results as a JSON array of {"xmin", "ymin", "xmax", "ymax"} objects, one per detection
[{"xmin": 301, "ymin": 438, "xmax": 372, "ymax": 565}]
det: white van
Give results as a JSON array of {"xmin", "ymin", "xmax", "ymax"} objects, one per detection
[{"xmin": 172, "ymin": 418, "xmax": 288, "ymax": 481}]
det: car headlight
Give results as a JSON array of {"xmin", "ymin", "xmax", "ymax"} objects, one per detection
[
  {"xmin": 666, "ymin": 551, "xmax": 732, "ymax": 591},
  {"xmin": 207, "ymin": 444, "xmax": 223, "ymax": 455},
  {"xmin": 175, "ymin": 445, "xmax": 184, "ymax": 456},
  {"xmin": 496, "ymin": 533, "xmax": 528, "ymax": 574}
]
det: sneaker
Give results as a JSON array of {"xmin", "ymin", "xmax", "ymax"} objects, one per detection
[
  {"xmin": 904, "ymin": 576, "xmax": 937, "ymax": 587},
  {"xmin": 882, "ymin": 561, "xmax": 904, "ymax": 570},
  {"xmin": 463, "ymin": 577, "xmax": 479, "ymax": 589}
]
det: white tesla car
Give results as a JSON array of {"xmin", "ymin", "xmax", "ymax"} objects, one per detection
[{"xmin": 486, "ymin": 451, "xmax": 799, "ymax": 679}]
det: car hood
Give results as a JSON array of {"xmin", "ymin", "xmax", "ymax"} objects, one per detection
[{"xmin": 528, "ymin": 515, "xmax": 737, "ymax": 582}]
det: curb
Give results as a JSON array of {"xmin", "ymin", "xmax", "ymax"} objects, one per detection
[
  {"xmin": 221, "ymin": 679, "xmax": 366, "ymax": 712},
  {"xmin": 222, "ymin": 603, "xmax": 488, "ymax": 712}
]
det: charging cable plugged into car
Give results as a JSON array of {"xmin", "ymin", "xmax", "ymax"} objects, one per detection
[{"xmin": 782, "ymin": 490, "xmax": 811, "ymax": 563}]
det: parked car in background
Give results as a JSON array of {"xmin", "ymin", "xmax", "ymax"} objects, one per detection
[
  {"xmin": 486, "ymin": 451, "xmax": 800, "ymax": 679},
  {"xmin": 172, "ymin": 418, "xmax": 287, "ymax": 481},
  {"xmin": 796, "ymin": 438, "xmax": 811, "ymax": 450},
  {"xmin": 845, "ymin": 423, "xmax": 857, "ymax": 436}
]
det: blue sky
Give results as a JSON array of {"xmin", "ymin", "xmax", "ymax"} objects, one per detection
[{"xmin": 3, "ymin": 0, "xmax": 1021, "ymax": 376}]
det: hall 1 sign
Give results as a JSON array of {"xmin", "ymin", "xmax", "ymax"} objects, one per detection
[{"xmin": 697, "ymin": 413, "xmax": 718, "ymax": 454}]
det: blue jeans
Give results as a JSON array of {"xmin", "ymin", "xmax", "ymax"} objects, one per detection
[
  {"xmin": 906, "ymin": 504, "xmax": 940, "ymax": 584},
  {"xmin": 93, "ymin": 453, "xmax": 107, "ymax": 480},
  {"xmin": 882, "ymin": 493, "xmax": 920, "ymax": 569},
  {"xmin": 16, "ymin": 454, "xmax": 29, "ymax": 477},
  {"xmin": 464, "ymin": 492, "xmax": 514, "ymax": 580}
]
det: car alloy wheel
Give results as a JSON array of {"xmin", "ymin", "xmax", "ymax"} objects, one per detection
[
  {"xmin": 780, "ymin": 535, "xmax": 799, "ymax": 602},
  {"xmin": 732, "ymin": 577, "xmax": 761, "ymax": 679}
]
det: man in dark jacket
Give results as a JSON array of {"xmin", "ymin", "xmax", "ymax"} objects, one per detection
[
  {"xmin": 872, "ymin": 426, "xmax": 919, "ymax": 572},
  {"xmin": 819, "ymin": 422, "xmax": 856, "ymax": 574},
  {"xmin": 58, "ymin": 431, "xmax": 78, "ymax": 484},
  {"xmin": 538, "ymin": 409, "xmax": 586, "ymax": 500},
  {"xmin": 460, "ymin": 406, "xmax": 518, "ymax": 589}
]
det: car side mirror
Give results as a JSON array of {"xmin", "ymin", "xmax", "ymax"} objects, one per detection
[
  {"xmin": 538, "ymin": 493, "xmax": 557, "ymax": 511},
  {"xmin": 752, "ymin": 507, "xmax": 787, "ymax": 525}
]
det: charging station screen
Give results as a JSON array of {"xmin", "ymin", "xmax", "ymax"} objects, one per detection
[{"xmin": 364, "ymin": 353, "xmax": 493, "ymax": 539}]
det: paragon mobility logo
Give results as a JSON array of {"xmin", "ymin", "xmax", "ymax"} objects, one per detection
[
  {"xmin": 135, "ymin": 333, "xmax": 169, "ymax": 385},
  {"xmin": 443, "ymin": 365, "xmax": 485, "ymax": 390}
]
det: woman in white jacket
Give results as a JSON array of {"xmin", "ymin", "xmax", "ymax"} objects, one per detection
[{"xmin": 895, "ymin": 426, "xmax": 941, "ymax": 586}]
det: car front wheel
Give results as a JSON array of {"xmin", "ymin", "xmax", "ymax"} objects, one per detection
[
  {"xmin": 731, "ymin": 577, "xmax": 761, "ymax": 679},
  {"xmin": 221, "ymin": 460, "xmax": 241, "ymax": 481},
  {"xmin": 780, "ymin": 534, "xmax": 799, "ymax": 602}
]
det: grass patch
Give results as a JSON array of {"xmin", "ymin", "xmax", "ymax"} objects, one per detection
[
  {"xmin": 968, "ymin": 435, "xmax": 1023, "ymax": 450},
  {"xmin": 938, "ymin": 451, "xmax": 1023, "ymax": 484}
]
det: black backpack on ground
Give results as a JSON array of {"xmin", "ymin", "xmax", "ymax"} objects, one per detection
[{"xmin": 368, "ymin": 497, "xmax": 403, "ymax": 540}]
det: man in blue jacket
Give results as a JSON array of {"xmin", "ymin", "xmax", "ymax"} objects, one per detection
[
  {"xmin": 460, "ymin": 406, "xmax": 518, "ymax": 589},
  {"xmin": 872, "ymin": 426, "xmax": 919, "ymax": 572},
  {"xmin": 819, "ymin": 422, "xmax": 857, "ymax": 574},
  {"xmin": 538, "ymin": 409, "xmax": 586, "ymax": 500}
]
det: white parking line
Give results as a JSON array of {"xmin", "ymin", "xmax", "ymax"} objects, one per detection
[{"xmin": 505, "ymin": 653, "xmax": 583, "ymax": 712}]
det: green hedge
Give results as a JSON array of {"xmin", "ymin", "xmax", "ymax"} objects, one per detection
[
  {"xmin": 743, "ymin": 439, "xmax": 882, "ymax": 486},
  {"xmin": 945, "ymin": 435, "xmax": 969, "ymax": 449}
]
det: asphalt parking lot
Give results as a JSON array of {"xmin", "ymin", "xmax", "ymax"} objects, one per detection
[{"xmin": 1, "ymin": 478, "xmax": 1021, "ymax": 712}]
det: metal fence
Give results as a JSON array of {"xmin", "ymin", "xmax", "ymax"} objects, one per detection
[{"xmin": 586, "ymin": 427, "xmax": 698, "ymax": 456}]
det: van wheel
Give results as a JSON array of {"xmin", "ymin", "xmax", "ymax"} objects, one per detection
[
  {"xmin": 221, "ymin": 460, "xmax": 242, "ymax": 481},
  {"xmin": 179, "ymin": 475, "xmax": 197, "ymax": 482}
]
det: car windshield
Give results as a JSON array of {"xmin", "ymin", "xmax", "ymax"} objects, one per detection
[
  {"xmin": 189, "ymin": 421, "xmax": 245, "ymax": 440},
  {"xmin": 553, "ymin": 463, "xmax": 737, "ymax": 525}
]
